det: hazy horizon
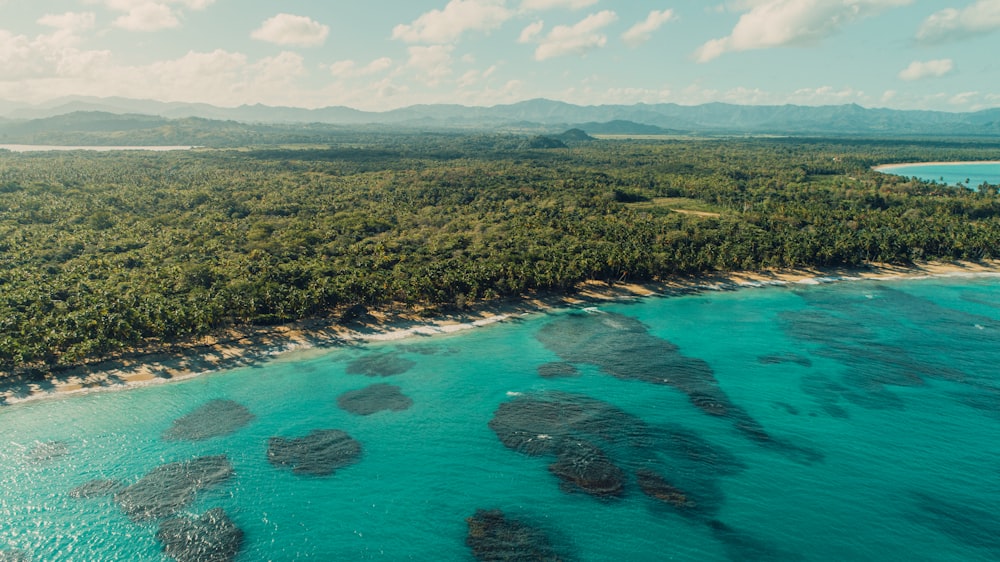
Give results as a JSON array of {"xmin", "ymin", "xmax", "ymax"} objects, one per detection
[{"xmin": 1, "ymin": 1, "xmax": 999, "ymax": 113}]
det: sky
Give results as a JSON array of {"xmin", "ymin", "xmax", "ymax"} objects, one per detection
[{"xmin": 1, "ymin": 0, "xmax": 999, "ymax": 112}]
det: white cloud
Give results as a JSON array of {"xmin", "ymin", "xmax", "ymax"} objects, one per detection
[
  {"xmin": 917, "ymin": 1, "xmax": 1000, "ymax": 43},
  {"xmin": 251, "ymin": 14, "xmax": 329, "ymax": 47},
  {"xmin": 520, "ymin": 0, "xmax": 599, "ymax": 10},
  {"xmin": 898, "ymin": 59, "xmax": 954, "ymax": 81},
  {"xmin": 949, "ymin": 91, "xmax": 979, "ymax": 106},
  {"xmin": 622, "ymin": 9, "xmax": 676, "ymax": 47},
  {"xmin": 392, "ymin": 0, "xmax": 511, "ymax": 43},
  {"xmin": 330, "ymin": 57, "xmax": 393, "ymax": 78},
  {"xmin": 518, "ymin": 20, "xmax": 544, "ymax": 43},
  {"xmin": 0, "ymin": 15, "xmax": 107, "ymax": 79},
  {"xmin": 533, "ymin": 10, "xmax": 618, "ymax": 60},
  {"xmin": 695, "ymin": 0, "xmax": 912, "ymax": 62},
  {"xmin": 95, "ymin": 0, "xmax": 215, "ymax": 32},
  {"xmin": 788, "ymin": 85, "xmax": 865, "ymax": 105},
  {"xmin": 37, "ymin": 12, "xmax": 97, "ymax": 32},
  {"xmin": 113, "ymin": 3, "xmax": 178, "ymax": 31},
  {"xmin": 406, "ymin": 45, "xmax": 455, "ymax": 85}
]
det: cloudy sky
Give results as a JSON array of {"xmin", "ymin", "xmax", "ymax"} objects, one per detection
[{"xmin": 1, "ymin": 0, "xmax": 998, "ymax": 111}]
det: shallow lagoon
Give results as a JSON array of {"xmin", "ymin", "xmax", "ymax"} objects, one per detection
[
  {"xmin": 878, "ymin": 162, "xmax": 1000, "ymax": 189},
  {"xmin": 2, "ymin": 276, "xmax": 1000, "ymax": 561}
]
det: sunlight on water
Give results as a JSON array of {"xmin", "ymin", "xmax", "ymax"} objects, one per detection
[{"xmin": 2, "ymin": 277, "xmax": 1000, "ymax": 561}]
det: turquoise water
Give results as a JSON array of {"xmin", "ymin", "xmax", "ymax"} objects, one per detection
[
  {"xmin": 880, "ymin": 162, "xmax": 1000, "ymax": 189},
  {"xmin": 3, "ymin": 276, "xmax": 1000, "ymax": 561}
]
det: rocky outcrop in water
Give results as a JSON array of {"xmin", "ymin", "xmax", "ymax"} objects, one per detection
[
  {"xmin": 69, "ymin": 479, "xmax": 123, "ymax": 499},
  {"xmin": 636, "ymin": 469, "xmax": 696, "ymax": 512},
  {"xmin": 267, "ymin": 429, "xmax": 361, "ymax": 476},
  {"xmin": 114, "ymin": 455, "xmax": 234, "ymax": 521},
  {"xmin": 466, "ymin": 509, "xmax": 564, "ymax": 561},
  {"xmin": 0, "ymin": 549, "xmax": 31, "ymax": 562},
  {"xmin": 537, "ymin": 362, "xmax": 580, "ymax": 379},
  {"xmin": 346, "ymin": 352, "xmax": 415, "ymax": 377},
  {"xmin": 337, "ymin": 384, "xmax": 413, "ymax": 415},
  {"xmin": 162, "ymin": 400, "xmax": 255, "ymax": 441},
  {"xmin": 157, "ymin": 508, "xmax": 244, "ymax": 562},
  {"xmin": 536, "ymin": 312, "xmax": 822, "ymax": 464},
  {"xmin": 548, "ymin": 440, "xmax": 625, "ymax": 498},
  {"xmin": 25, "ymin": 441, "xmax": 68, "ymax": 464}
]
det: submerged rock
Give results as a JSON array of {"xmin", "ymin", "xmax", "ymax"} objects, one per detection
[
  {"xmin": 345, "ymin": 352, "xmax": 415, "ymax": 377},
  {"xmin": 0, "ymin": 549, "xmax": 31, "ymax": 562},
  {"xmin": 267, "ymin": 429, "xmax": 361, "ymax": 476},
  {"xmin": 537, "ymin": 362, "xmax": 580, "ymax": 379},
  {"xmin": 466, "ymin": 509, "xmax": 564, "ymax": 562},
  {"xmin": 548, "ymin": 440, "xmax": 625, "ymax": 498},
  {"xmin": 337, "ymin": 384, "xmax": 413, "ymax": 416},
  {"xmin": 537, "ymin": 313, "xmax": 772, "ymax": 443},
  {"xmin": 757, "ymin": 353, "xmax": 812, "ymax": 367},
  {"xmin": 636, "ymin": 469, "xmax": 696, "ymax": 512},
  {"xmin": 157, "ymin": 508, "xmax": 244, "ymax": 562},
  {"xmin": 25, "ymin": 441, "xmax": 69, "ymax": 464},
  {"xmin": 114, "ymin": 455, "xmax": 234, "ymax": 521},
  {"xmin": 162, "ymin": 400, "xmax": 255, "ymax": 441},
  {"xmin": 69, "ymin": 479, "xmax": 123, "ymax": 499}
]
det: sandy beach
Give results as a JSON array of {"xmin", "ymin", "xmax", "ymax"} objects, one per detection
[{"xmin": 2, "ymin": 260, "xmax": 999, "ymax": 406}]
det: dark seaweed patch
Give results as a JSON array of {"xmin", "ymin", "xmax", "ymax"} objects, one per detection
[
  {"xmin": 536, "ymin": 312, "xmax": 813, "ymax": 458},
  {"xmin": 538, "ymin": 362, "xmax": 580, "ymax": 379},
  {"xmin": 337, "ymin": 384, "xmax": 413, "ymax": 415},
  {"xmin": 489, "ymin": 391, "xmax": 741, "ymax": 513},
  {"xmin": 909, "ymin": 492, "xmax": 1000, "ymax": 550},
  {"xmin": 758, "ymin": 353, "xmax": 812, "ymax": 367},
  {"xmin": 345, "ymin": 352, "xmax": 416, "ymax": 377},
  {"xmin": 162, "ymin": 400, "xmax": 255, "ymax": 441},
  {"xmin": 708, "ymin": 520, "xmax": 805, "ymax": 562},
  {"xmin": 636, "ymin": 468, "xmax": 697, "ymax": 512},
  {"xmin": 0, "ymin": 549, "xmax": 31, "ymax": 562},
  {"xmin": 114, "ymin": 455, "xmax": 234, "ymax": 522},
  {"xmin": 25, "ymin": 441, "xmax": 68, "ymax": 464},
  {"xmin": 267, "ymin": 429, "xmax": 361, "ymax": 476},
  {"xmin": 157, "ymin": 508, "xmax": 244, "ymax": 562},
  {"xmin": 548, "ymin": 439, "xmax": 625, "ymax": 498},
  {"xmin": 69, "ymin": 479, "xmax": 122, "ymax": 499},
  {"xmin": 465, "ymin": 509, "xmax": 564, "ymax": 562}
]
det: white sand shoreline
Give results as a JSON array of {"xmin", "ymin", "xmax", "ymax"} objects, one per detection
[{"xmin": 3, "ymin": 261, "xmax": 999, "ymax": 407}]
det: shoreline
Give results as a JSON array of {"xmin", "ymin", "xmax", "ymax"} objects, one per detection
[
  {"xmin": 3, "ymin": 260, "xmax": 999, "ymax": 407},
  {"xmin": 873, "ymin": 160, "xmax": 1000, "ymax": 172}
]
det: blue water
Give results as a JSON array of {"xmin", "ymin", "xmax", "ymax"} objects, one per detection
[
  {"xmin": 3, "ymin": 276, "xmax": 1000, "ymax": 561},
  {"xmin": 880, "ymin": 162, "xmax": 1000, "ymax": 189}
]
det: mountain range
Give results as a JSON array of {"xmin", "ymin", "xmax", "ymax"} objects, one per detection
[{"xmin": 1, "ymin": 96, "xmax": 999, "ymax": 138}]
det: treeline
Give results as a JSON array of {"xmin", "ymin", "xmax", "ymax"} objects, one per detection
[{"xmin": 1, "ymin": 135, "xmax": 999, "ymax": 372}]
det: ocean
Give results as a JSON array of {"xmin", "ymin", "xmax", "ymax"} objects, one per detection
[
  {"xmin": 879, "ymin": 162, "xmax": 1000, "ymax": 189},
  {"xmin": 2, "ymin": 275, "xmax": 1000, "ymax": 561}
]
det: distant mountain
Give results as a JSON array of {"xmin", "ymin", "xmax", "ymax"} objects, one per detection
[
  {"xmin": 572, "ymin": 120, "xmax": 682, "ymax": 135},
  {"xmin": 1, "ymin": 97, "xmax": 999, "ymax": 137}
]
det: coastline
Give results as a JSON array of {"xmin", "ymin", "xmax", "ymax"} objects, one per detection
[
  {"xmin": 873, "ymin": 160, "xmax": 1000, "ymax": 172},
  {"xmin": 3, "ymin": 259, "xmax": 999, "ymax": 406}
]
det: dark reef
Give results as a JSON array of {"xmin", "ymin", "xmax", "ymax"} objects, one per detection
[
  {"xmin": 267, "ymin": 429, "xmax": 362, "ymax": 476},
  {"xmin": 337, "ymin": 384, "xmax": 413, "ymax": 415},
  {"xmin": 162, "ymin": 399, "xmax": 255, "ymax": 441},
  {"xmin": 345, "ymin": 351, "xmax": 416, "ymax": 377},
  {"xmin": 157, "ymin": 508, "xmax": 244, "ymax": 562},
  {"xmin": 466, "ymin": 509, "xmax": 564, "ymax": 561},
  {"xmin": 114, "ymin": 455, "xmax": 234, "ymax": 521}
]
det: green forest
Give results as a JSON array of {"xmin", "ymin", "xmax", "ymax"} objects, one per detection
[{"xmin": 2, "ymin": 133, "xmax": 999, "ymax": 375}]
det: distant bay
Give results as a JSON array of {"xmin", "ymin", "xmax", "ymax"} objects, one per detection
[
  {"xmin": 875, "ymin": 161, "xmax": 1000, "ymax": 189},
  {"xmin": 0, "ymin": 144, "xmax": 197, "ymax": 152}
]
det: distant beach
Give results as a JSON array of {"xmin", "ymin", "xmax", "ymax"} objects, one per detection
[
  {"xmin": 3, "ymin": 259, "xmax": 999, "ymax": 406},
  {"xmin": 873, "ymin": 160, "xmax": 1000, "ymax": 172},
  {"xmin": 0, "ymin": 144, "xmax": 198, "ymax": 152}
]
